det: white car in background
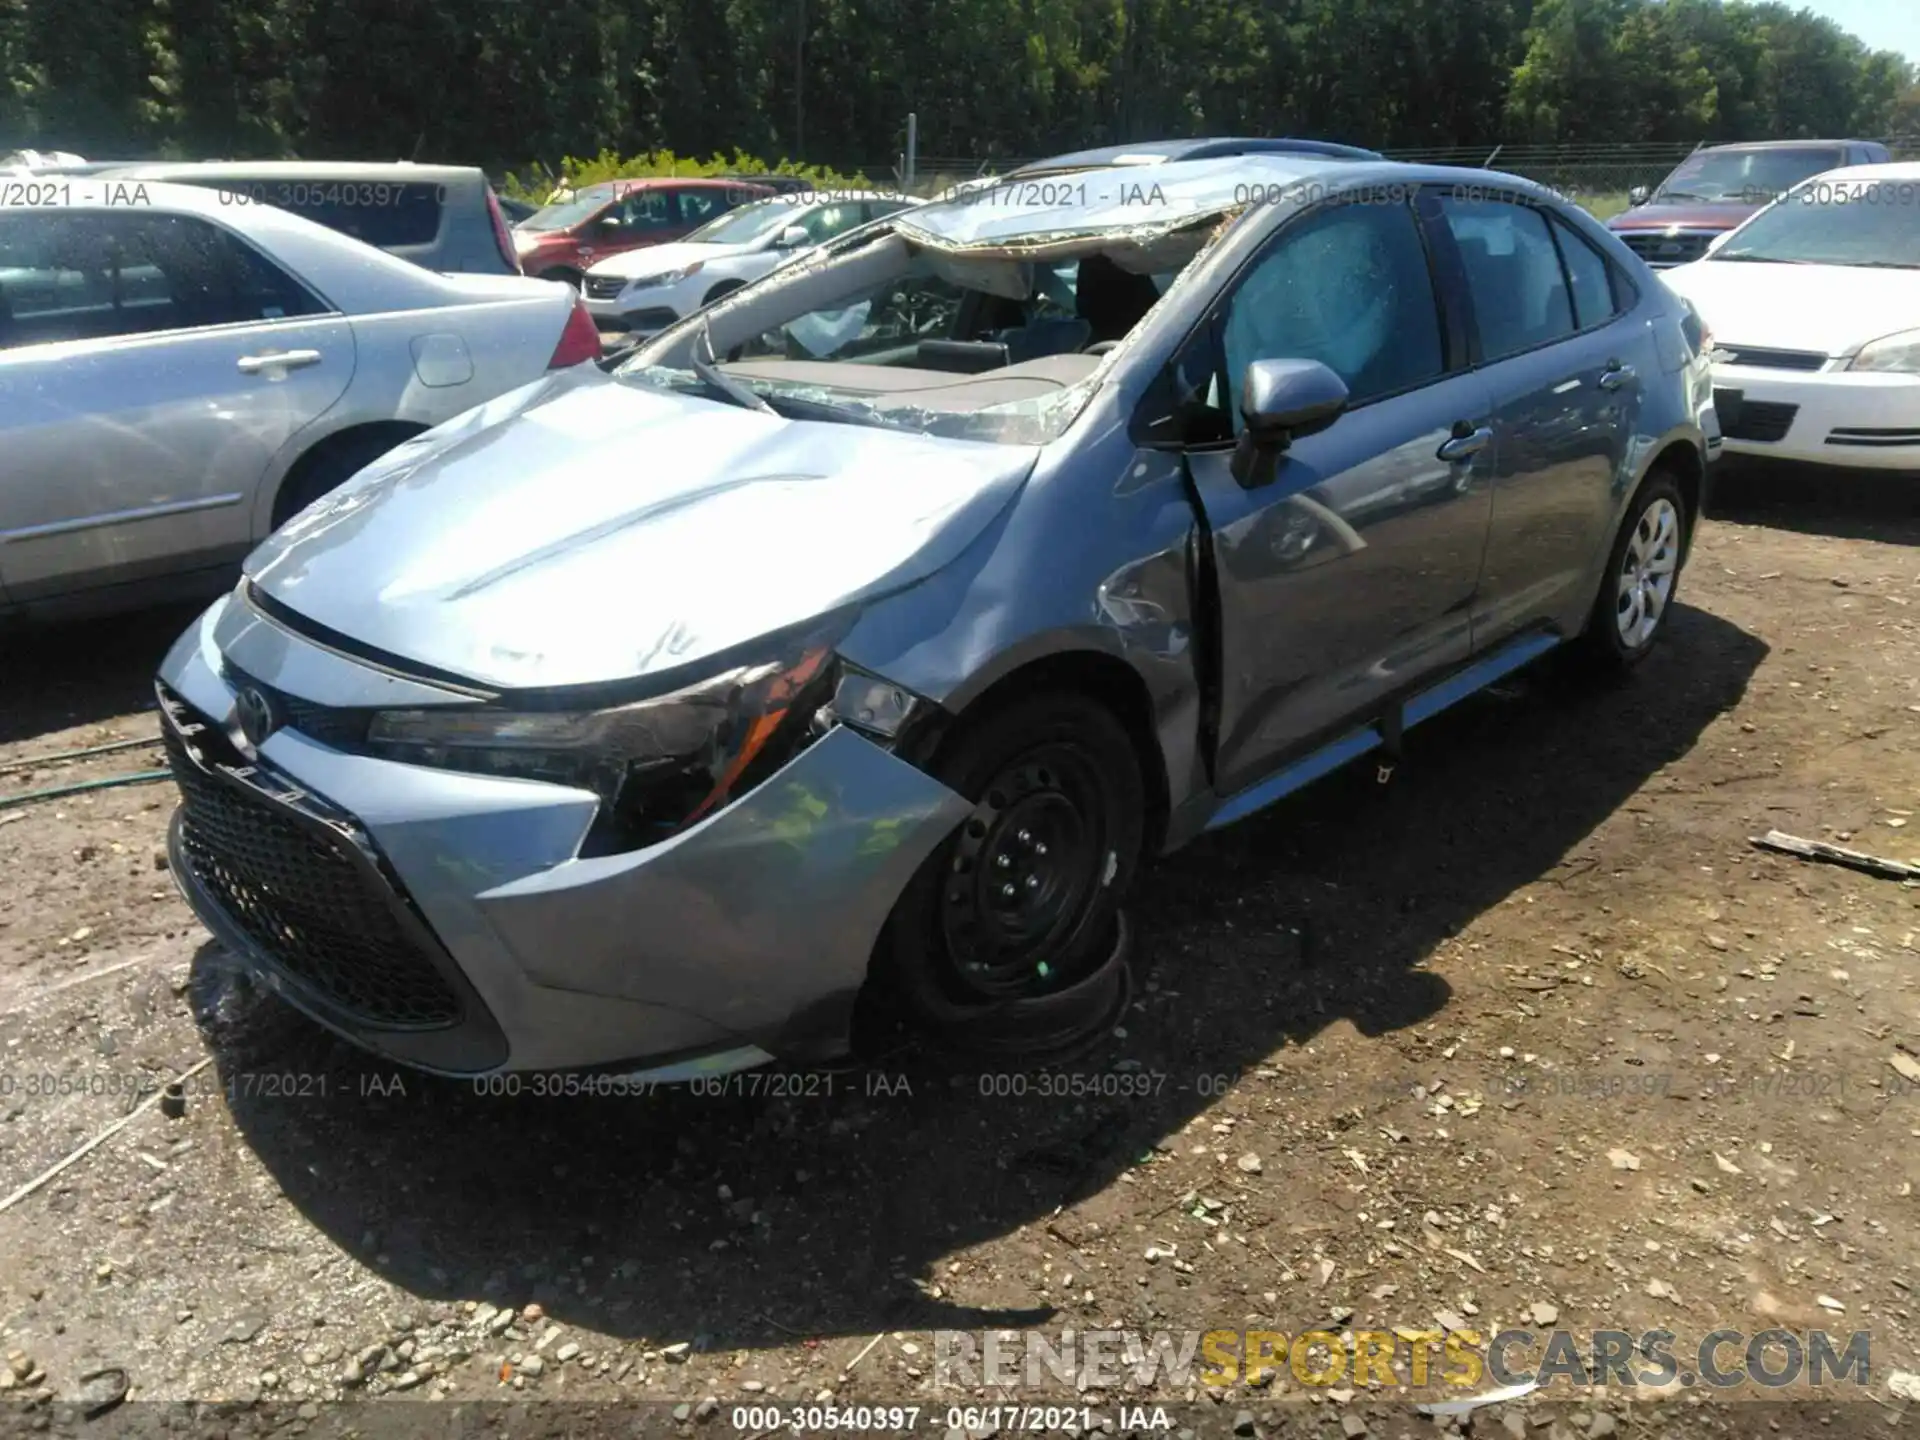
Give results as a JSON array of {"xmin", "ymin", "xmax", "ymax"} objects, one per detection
[
  {"xmin": 0, "ymin": 179, "xmax": 602, "ymax": 621},
  {"xmin": 1661, "ymin": 162, "xmax": 1920, "ymax": 468},
  {"xmin": 581, "ymin": 190, "xmax": 913, "ymax": 337}
]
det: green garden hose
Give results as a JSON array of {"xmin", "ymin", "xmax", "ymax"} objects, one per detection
[
  {"xmin": 0, "ymin": 770, "xmax": 174, "ymax": 813},
  {"xmin": 0, "ymin": 734, "xmax": 162, "ymax": 775}
]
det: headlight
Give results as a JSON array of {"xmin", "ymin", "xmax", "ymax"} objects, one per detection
[
  {"xmin": 1849, "ymin": 328, "xmax": 1920, "ymax": 374},
  {"xmin": 627, "ymin": 262, "xmax": 704, "ymax": 291},
  {"xmin": 364, "ymin": 617, "xmax": 845, "ymax": 852}
]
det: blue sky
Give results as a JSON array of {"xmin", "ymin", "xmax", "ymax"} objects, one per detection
[{"xmin": 1798, "ymin": 0, "xmax": 1920, "ymax": 64}]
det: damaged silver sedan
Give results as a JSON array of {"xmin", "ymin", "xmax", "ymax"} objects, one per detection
[{"xmin": 156, "ymin": 150, "xmax": 1716, "ymax": 1078}]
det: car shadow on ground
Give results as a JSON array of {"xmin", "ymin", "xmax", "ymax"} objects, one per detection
[
  {"xmin": 182, "ymin": 600, "xmax": 1766, "ymax": 1353},
  {"xmin": 1709, "ymin": 457, "xmax": 1920, "ymax": 545},
  {"xmin": 0, "ymin": 599, "xmax": 205, "ymax": 747}
]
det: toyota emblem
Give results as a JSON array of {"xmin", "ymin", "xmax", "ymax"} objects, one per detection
[{"xmin": 235, "ymin": 687, "xmax": 279, "ymax": 749}]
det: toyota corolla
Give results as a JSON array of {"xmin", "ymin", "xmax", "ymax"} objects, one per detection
[{"xmin": 157, "ymin": 147, "xmax": 1716, "ymax": 1081}]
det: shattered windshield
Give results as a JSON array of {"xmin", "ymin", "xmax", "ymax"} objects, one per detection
[{"xmin": 613, "ymin": 227, "xmax": 1201, "ymax": 445}]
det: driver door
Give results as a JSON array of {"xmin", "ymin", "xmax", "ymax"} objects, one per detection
[{"xmin": 1175, "ymin": 196, "xmax": 1498, "ymax": 798}]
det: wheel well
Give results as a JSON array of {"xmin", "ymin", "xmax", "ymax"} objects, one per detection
[
  {"xmin": 272, "ymin": 421, "xmax": 427, "ymax": 528},
  {"xmin": 1650, "ymin": 440, "xmax": 1704, "ymax": 531},
  {"xmin": 939, "ymin": 651, "xmax": 1170, "ymax": 856},
  {"xmin": 703, "ymin": 279, "xmax": 745, "ymax": 305}
]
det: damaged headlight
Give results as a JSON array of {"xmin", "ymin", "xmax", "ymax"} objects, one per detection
[{"xmin": 364, "ymin": 617, "xmax": 845, "ymax": 851}]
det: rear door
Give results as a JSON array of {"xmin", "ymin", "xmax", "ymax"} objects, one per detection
[
  {"xmin": 1424, "ymin": 194, "xmax": 1644, "ymax": 644},
  {"xmin": 0, "ymin": 208, "xmax": 352, "ymax": 601},
  {"xmin": 1175, "ymin": 195, "xmax": 1497, "ymax": 797}
]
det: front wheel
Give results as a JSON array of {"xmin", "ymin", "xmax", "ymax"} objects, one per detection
[
  {"xmin": 1578, "ymin": 470, "xmax": 1689, "ymax": 671},
  {"xmin": 874, "ymin": 691, "xmax": 1145, "ymax": 1059},
  {"xmin": 538, "ymin": 266, "xmax": 583, "ymax": 290}
]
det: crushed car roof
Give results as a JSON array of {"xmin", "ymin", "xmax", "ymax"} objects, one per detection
[{"xmin": 897, "ymin": 153, "xmax": 1339, "ymax": 249}]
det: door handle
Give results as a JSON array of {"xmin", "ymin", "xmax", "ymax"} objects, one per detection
[
  {"xmin": 1436, "ymin": 425, "xmax": 1493, "ymax": 462},
  {"xmin": 237, "ymin": 349, "xmax": 322, "ymax": 374},
  {"xmin": 1599, "ymin": 360, "xmax": 1637, "ymax": 391}
]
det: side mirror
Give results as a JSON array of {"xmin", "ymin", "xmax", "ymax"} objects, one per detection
[
  {"xmin": 1230, "ymin": 358, "xmax": 1349, "ymax": 487},
  {"xmin": 776, "ymin": 225, "xmax": 810, "ymax": 249},
  {"xmin": 1628, "ymin": 186, "xmax": 1650, "ymax": 207},
  {"xmin": 597, "ymin": 214, "xmax": 623, "ymax": 231}
]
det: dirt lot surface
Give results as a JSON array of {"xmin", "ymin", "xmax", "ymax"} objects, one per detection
[{"xmin": 1, "ymin": 463, "xmax": 1918, "ymax": 1440}]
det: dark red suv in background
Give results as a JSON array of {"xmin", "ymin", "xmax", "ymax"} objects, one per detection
[
  {"xmin": 1606, "ymin": 138, "xmax": 1891, "ymax": 269},
  {"xmin": 512, "ymin": 177, "xmax": 772, "ymax": 285}
]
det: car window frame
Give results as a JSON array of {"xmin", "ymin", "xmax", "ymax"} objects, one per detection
[
  {"xmin": 1419, "ymin": 189, "xmax": 1636, "ymax": 369},
  {"xmin": 1130, "ymin": 190, "xmax": 1461, "ymax": 450},
  {"xmin": 0, "ymin": 208, "xmax": 339, "ymax": 353},
  {"xmin": 1541, "ymin": 209, "xmax": 1626, "ymax": 334}
]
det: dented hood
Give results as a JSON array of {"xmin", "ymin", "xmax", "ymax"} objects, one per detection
[{"xmin": 244, "ymin": 367, "xmax": 1037, "ymax": 691}]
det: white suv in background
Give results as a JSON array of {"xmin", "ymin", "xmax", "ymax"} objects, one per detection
[{"xmin": 581, "ymin": 190, "xmax": 912, "ymax": 337}]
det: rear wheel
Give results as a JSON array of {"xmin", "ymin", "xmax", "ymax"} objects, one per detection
[
  {"xmin": 875, "ymin": 691, "xmax": 1145, "ymax": 1059},
  {"xmin": 272, "ymin": 428, "xmax": 418, "ymax": 529},
  {"xmin": 1578, "ymin": 470, "xmax": 1689, "ymax": 671}
]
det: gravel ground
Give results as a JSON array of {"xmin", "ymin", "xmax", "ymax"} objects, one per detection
[{"xmin": 1, "ymin": 461, "xmax": 1917, "ymax": 1439}]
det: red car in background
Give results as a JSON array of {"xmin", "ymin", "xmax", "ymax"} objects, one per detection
[{"xmin": 512, "ymin": 177, "xmax": 773, "ymax": 286}]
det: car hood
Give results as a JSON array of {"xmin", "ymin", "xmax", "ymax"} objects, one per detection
[
  {"xmin": 588, "ymin": 241, "xmax": 755, "ymax": 279},
  {"xmin": 1609, "ymin": 202, "xmax": 1756, "ymax": 232},
  {"xmin": 1661, "ymin": 259, "xmax": 1920, "ymax": 355},
  {"xmin": 244, "ymin": 368, "xmax": 1038, "ymax": 691}
]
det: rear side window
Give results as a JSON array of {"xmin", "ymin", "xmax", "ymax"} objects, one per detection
[
  {"xmin": 0, "ymin": 210, "xmax": 326, "ymax": 349},
  {"xmin": 1438, "ymin": 197, "xmax": 1576, "ymax": 362},
  {"xmin": 176, "ymin": 177, "xmax": 445, "ymax": 248},
  {"xmin": 1546, "ymin": 213, "xmax": 1618, "ymax": 330},
  {"xmin": 674, "ymin": 188, "xmax": 730, "ymax": 227}
]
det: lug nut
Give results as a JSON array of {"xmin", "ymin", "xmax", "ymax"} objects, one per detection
[
  {"xmin": 1024, "ymin": 876, "xmax": 1040, "ymax": 891},
  {"xmin": 1000, "ymin": 883, "xmax": 1016, "ymax": 899},
  {"xmin": 1034, "ymin": 842, "xmax": 1048, "ymax": 857}
]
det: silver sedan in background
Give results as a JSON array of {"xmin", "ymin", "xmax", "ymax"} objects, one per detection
[{"xmin": 0, "ymin": 178, "xmax": 601, "ymax": 621}]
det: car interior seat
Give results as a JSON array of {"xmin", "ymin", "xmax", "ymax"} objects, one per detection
[{"xmin": 1074, "ymin": 253, "xmax": 1162, "ymax": 345}]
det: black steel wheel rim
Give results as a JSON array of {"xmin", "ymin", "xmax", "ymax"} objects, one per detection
[{"xmin": 939, "ymin": 743, "xmax": 1110, "ymax": 999}]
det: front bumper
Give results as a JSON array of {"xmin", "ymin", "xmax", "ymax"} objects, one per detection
[
  {"xmin": 157, "ymin": 595, "xmax": 970, "ymax": 1077},
  {"xmin": 1711, "ymin": 363, "xmax": 1920, "ymax": 469},
  {"xmin": 582, "ymin": 281, "xmax": 695, "ymax": 336}
]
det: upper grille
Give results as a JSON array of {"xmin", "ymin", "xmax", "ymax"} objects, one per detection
[
  {"xmin": 1618, "ymin": 230, "xmax": 1718, "ymax": 268},
  {"xmin": 161, "ymin": 693, "xmax": 463, "ymax": 1030},
  {"xmin": 583, "ymin": 274, "xmax": 626, "ymax": 301},
  {"xmin": 1713, "ymin": 346, "xmax": 1827, "ymax": 372},
  {"xmin": 220, "ymin": 663, "xmax": 370, "ymax": 750}
]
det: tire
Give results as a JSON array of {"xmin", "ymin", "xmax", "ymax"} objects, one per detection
[
  {"xmin": 701, "ymin": 279, "xmax": 745, "ymax": 308},
  {"xmin": 875, "ymin": 690, "xmax": 1146, "ymax": 1058},
  {"xmin": 1577, "ymin": 469, "xmax": 1690, "ymax": 672},
  {"xmin": 539, "ymin": 267, "xmax": 583, "ymax": 290},
  {"xmin": 271, "ymin": 429, "xmax": 416, "ymax": 529}
]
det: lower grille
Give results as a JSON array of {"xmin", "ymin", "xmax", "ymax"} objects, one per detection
[
  {"xmin": 1618, "ymin": 230, "xmax": 1717, "ymax": 267},
  {"xmin": 161, "ymin": 697, "xmax": 463, "ymax": 1030},
  {"xmin": 1716, "ymin": 393, "xmax": 1798, "ymax": 443},
  {"xmin": 1827, "ymin": 427, "xmax": 1920, "ymax": 448}
]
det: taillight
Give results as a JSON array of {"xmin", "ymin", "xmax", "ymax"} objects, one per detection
[
  {"xmin": 486, "ymin": 188, "xmax": 522, "ymax": 274},
  {"xmin": 548, "ymin": 298, "xmax": 602, "ymax": 369}
]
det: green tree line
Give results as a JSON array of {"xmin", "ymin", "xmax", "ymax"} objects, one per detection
[{"xmin": 1, "ymin": 0, "xmax": 1915, "ymax": 173}]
